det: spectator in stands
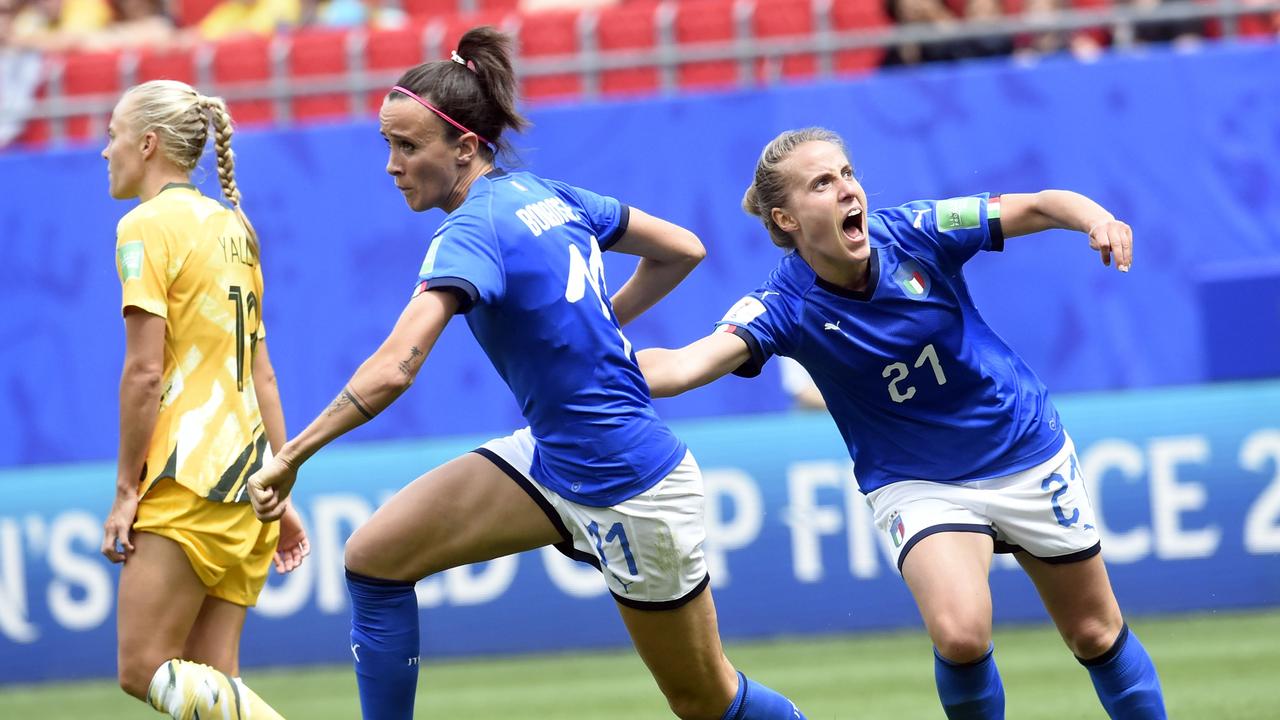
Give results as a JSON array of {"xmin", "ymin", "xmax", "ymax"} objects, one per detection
[
  {"xmin": 953, "ymin": 0, "xmax": 1015, "ymax": 59},
  {"xmin": 196, "ymin": 0, "xmax": 299, "ymax": 40},
  {"xmin": 8, "ymin": 0, "xmax": 113, "ymax": 50},
  {"xmin": 0, "ymin": 0, "xmax": 44, "ymax": 147},
  {"xmin": 78, "ymin": 0, "xmax": 174, "ymax": 50},
  {"xmin": 881, "ymin": 0, "xmax": 966, "ymax": 66},
  {"xmin": 1015, "ymin": 0, "xmax": 1104, "ymax": 61},
  {"xmin": 1125, "ymin": 0, "xmax": 1205, "ymax": 47},
  {"xmin": 300, "ymin": 0, "xmax": 405, "ymax": 29}
]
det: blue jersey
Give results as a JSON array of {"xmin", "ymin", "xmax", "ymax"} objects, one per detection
[
  {"xmin": 718, "ymin": 194, "xmax": 1064, "ymax": 493},
  {"xmin": 415, "ymin": 169, "xmax": 687, "ymax": 507}
]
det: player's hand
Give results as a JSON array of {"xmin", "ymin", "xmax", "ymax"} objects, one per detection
[
  {"xmin": 1087, "ymin": 218, "xmax": 1133, "ymax": 272},
  {"xmin": 101, "ymin": 490, "xmax": 139, "ymax": 563},
  {"xmin": 249, "ymin": 456, "xmax": 298, "ymax": 523},
  {"xmin": 273, "ymin": 501, "xmax": 310, "ymax": 574}
]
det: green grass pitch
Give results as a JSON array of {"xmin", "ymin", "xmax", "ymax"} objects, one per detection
[{"xmin": 3, "ymin": 610, "xmax": 1277, "ymax": 719}]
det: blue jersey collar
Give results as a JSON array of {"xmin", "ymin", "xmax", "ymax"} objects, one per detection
[{"xmin": 813, "ymin": 247, "xmax": 880, "ymax": 302}]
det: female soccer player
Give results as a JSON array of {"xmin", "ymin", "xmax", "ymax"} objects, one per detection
[
  {"xmin": 636, "ymin": 128, "xmax": 1167, "ymax": 720},
  {"xmin": 247, "ymin": 26, "xmax": 805, "ymax": 720},
  {"xmin": 100, "ymin": 80, "xmax": 309, "ymax": 720}
]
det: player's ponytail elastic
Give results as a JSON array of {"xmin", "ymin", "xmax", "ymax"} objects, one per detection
[
  {"xmin": 745, "ymin": 127, "xmax": 848, "ymax": 250},
  {"xmin": 391, "ymin": 25, "xmax": 529, "ymax": 162}
]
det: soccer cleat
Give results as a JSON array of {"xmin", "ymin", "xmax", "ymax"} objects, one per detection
[{"xmin": 146, "ymin": 659, "xmax": 284, "ymax": 720}]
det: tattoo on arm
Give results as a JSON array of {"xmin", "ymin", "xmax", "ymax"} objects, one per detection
[
  {"xmin": 326, "ymin": 386, "xmax": 375, "ymax": 421},
  {"xmin": 397, "ymin": 346, "xmax": 424, "ymax": 379}
]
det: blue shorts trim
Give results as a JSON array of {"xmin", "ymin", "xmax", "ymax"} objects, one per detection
[
  {"xmin": 898, "ymin": 523, "xmax": 995, "ymax": 573},
  {"xmin": 1002, "ymin": 540, "xmax": 1103, "ymax": 565}
]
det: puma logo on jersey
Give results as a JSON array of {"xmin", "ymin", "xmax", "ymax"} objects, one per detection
[
  {"xmin": 823, "ymin": 321, "xmax": 842, "ymax": 332},
  {"xmin": 760, "ymin": 291, "xmax": 779, "ymax": 300},
  {"xmin": 351, "ymin": 643, "xmax": 361, "ymax": 663},
  {"xmin": 912, "ymin": 208, "xmax": 932, "ymax": 229}
]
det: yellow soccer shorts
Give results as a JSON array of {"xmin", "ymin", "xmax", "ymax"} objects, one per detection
[{"xmin": 133, "ymin": 478, "xmax": 279, "ymax": 607}]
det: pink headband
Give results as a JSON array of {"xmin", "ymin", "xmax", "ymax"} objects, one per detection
[{"xmin": 391, "ymin": 85, "xmax": 492, "ymax": 147}]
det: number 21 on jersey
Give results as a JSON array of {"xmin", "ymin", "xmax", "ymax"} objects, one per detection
[
  {"xmin": 883, "ymin": 343, "xmax": 946, "ymax": 403},
  {"xmin": 564, "ymin": 236, "xmax": 633, "ymax": 357}
]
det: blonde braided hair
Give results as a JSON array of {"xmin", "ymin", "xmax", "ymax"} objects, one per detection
[
  {"xmin": 120, "ymin": 80, "xmax": 258, "ymax": 252},
  {"xmin": 198, "ymin": 93, "xmax": 258, "ymax": 252}
]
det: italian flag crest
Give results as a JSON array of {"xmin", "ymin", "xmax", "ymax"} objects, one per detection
[
  {"xmin": 892, "ymin": 259, "xmax": 930, "ymax": 299},
  {"xmin": 890, "ymin": 514, "xmax": 906, "ymax": 547}
]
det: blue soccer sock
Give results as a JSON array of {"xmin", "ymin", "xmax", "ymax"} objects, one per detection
[
  {"xmin": 933, "ymin": 645, "xmax": 1005, "ymax": 719},
  {"xmin": 1078, "ymin": 624, "xmax": 1167, "ymax": 719},
  {"xmin": 720, "ymin": 671, "xmax": 806, "ymax": 719},
  {"xmin": 346, "ymin": 569, "xmax": 421, "ymax": 720}
]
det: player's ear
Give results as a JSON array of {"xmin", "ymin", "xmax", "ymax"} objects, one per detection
[
  {"xmin": 455, "ymin": 132, "xmax": 480, "ymax": 165},
  {"xmin": 772, "ymin": 207, "xmax": 799, "ymax": 233},
  {"xmin": 139, "ymin": 130, "xmax": 159, "ymax": 160}
]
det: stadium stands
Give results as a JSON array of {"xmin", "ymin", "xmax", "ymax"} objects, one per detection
[{"xmin": 6, "ymin": 0, "xmax": 1278, "ymax": 147}]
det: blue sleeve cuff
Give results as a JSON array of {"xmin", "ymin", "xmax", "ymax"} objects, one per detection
[
  {"xmin": 987, "ymin": 195, "xmax": 1005, "ymax": 252},
  {"xmin": 599, "ymin": 204, "xmax": 631, "ymax": 252},
  {"xmin": 716, "ymin": 324, "xmax": 768, "ymax": 378},
  {"xmin": 418, "ymin": 277, "xmax": 480, "ymax": 314}
]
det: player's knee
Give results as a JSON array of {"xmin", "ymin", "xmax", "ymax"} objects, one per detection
[
  {"xmin": 343, "ymin": 525, "xmax": 390, "ymax": 578},
  {"xmin": 1065, "ymin": 616, "xmax": 1124, "ymax": 659},
  {"xmin": 117, "ymin": 657, "xmax": 158, "ymax": 701},
  {"xmin": 930, "ymin": 620, "xmax": 991, "ymax": 664}
]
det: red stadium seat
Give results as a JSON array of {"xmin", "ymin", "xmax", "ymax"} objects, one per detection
[
  {"xmin": 172, "ymin": 0, "xmax": 223, "ymax": 25},
  {"xmin": 518, "ymin": 9, "xmax": 583, "ymax": 101},
  {"xmin": 674, "ymin": 0, "xmax": 739, "ymax": 90},
  {"xmin": 476, "ymin": 0, "xmax": 518, "ymax": 11},
  {"xmin": 60, "ymin": 50, "xmax": 123, "ymax": 141},
  {"xmin": 596, "ymin": 1, "xmax": 661, "ymax": 96},
  {"xmin": 287, "ymin": 28, "xmax": 354, "ymax": 122},
  {"xmin": 136, "ymin": 47, "xmax": 199, "ymax": 84},
  {"xmin": 1239, "ymin": 10, "xmax": 1280, "ymax": 36},
  {"xmin": 211, "ymin": 36, "xmax": 275, "ymax": 126},
  {"xmin": 400, "ymin": 0, "xmax": 461, "ymax": 20},
  {"xmin": 831, "ymin": 0, "xmax": 888, "ymax": 75},
  {"xmin": 364, "ymin": 24, "xmax": 430, "ymax": 112},
  {"xmin": 753, "ymin": 0, "xmax": 817, "ymax": 82}
]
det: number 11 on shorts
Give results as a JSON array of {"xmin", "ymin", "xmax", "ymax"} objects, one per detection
[{"xmin": 586, "ymin": 521, "xmax": 639, "ymax": 575}]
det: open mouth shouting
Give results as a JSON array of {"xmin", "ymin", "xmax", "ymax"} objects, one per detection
[{"xmin": 840, "ymin": 204, "xmax": 865, "ymax": 245}]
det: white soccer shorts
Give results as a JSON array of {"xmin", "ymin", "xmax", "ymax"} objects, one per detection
[
  {"xmin": 867, "ymin": 435, "xmax": 1101, "ymax": 573},
  {"xmin": 476, "ymin": 427, "xmax": 710, "ymax": 609}
]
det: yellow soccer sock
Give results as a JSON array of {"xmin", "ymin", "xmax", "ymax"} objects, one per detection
[{"xmin": 146, "ymin": 659, "xmax": 285, "ymax": 720}]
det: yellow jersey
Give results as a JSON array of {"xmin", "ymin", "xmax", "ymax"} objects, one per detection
[{"xmin": 116, "ymin": 183, "xmax": 268, "ymax": 503}]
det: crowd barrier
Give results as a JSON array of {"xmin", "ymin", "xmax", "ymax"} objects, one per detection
[{"xmin": 2, "ymin": 379, "xmax": 1277, "ymax": 682}]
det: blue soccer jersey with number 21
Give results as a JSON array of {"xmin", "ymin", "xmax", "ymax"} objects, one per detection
[
  {"xmin": 717, "ymin": 194, "xmax": 1065, "ymax": 493},
  {"xmin": 414, "ymin": 169, "xmax": 686, "ymax": 507}
]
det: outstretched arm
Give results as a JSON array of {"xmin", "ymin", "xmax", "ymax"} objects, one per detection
[
  {"xmin": 999, "ymin": 191, "xmax": 1133, "ymax": 272},
  {"xmin": 637, "ymin": 330, "xmax": 752, "ymax": 398},
  {"xmin": 251, "ymin": 340, "xmax": 309, "ymax": 572},
  {"xmin": 607, "ymin": 208, "xmax": 706, "ymax": 327},
  {"xmin": 249, "ymin": 288, "xmax": 459, "ymax": 520}
]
